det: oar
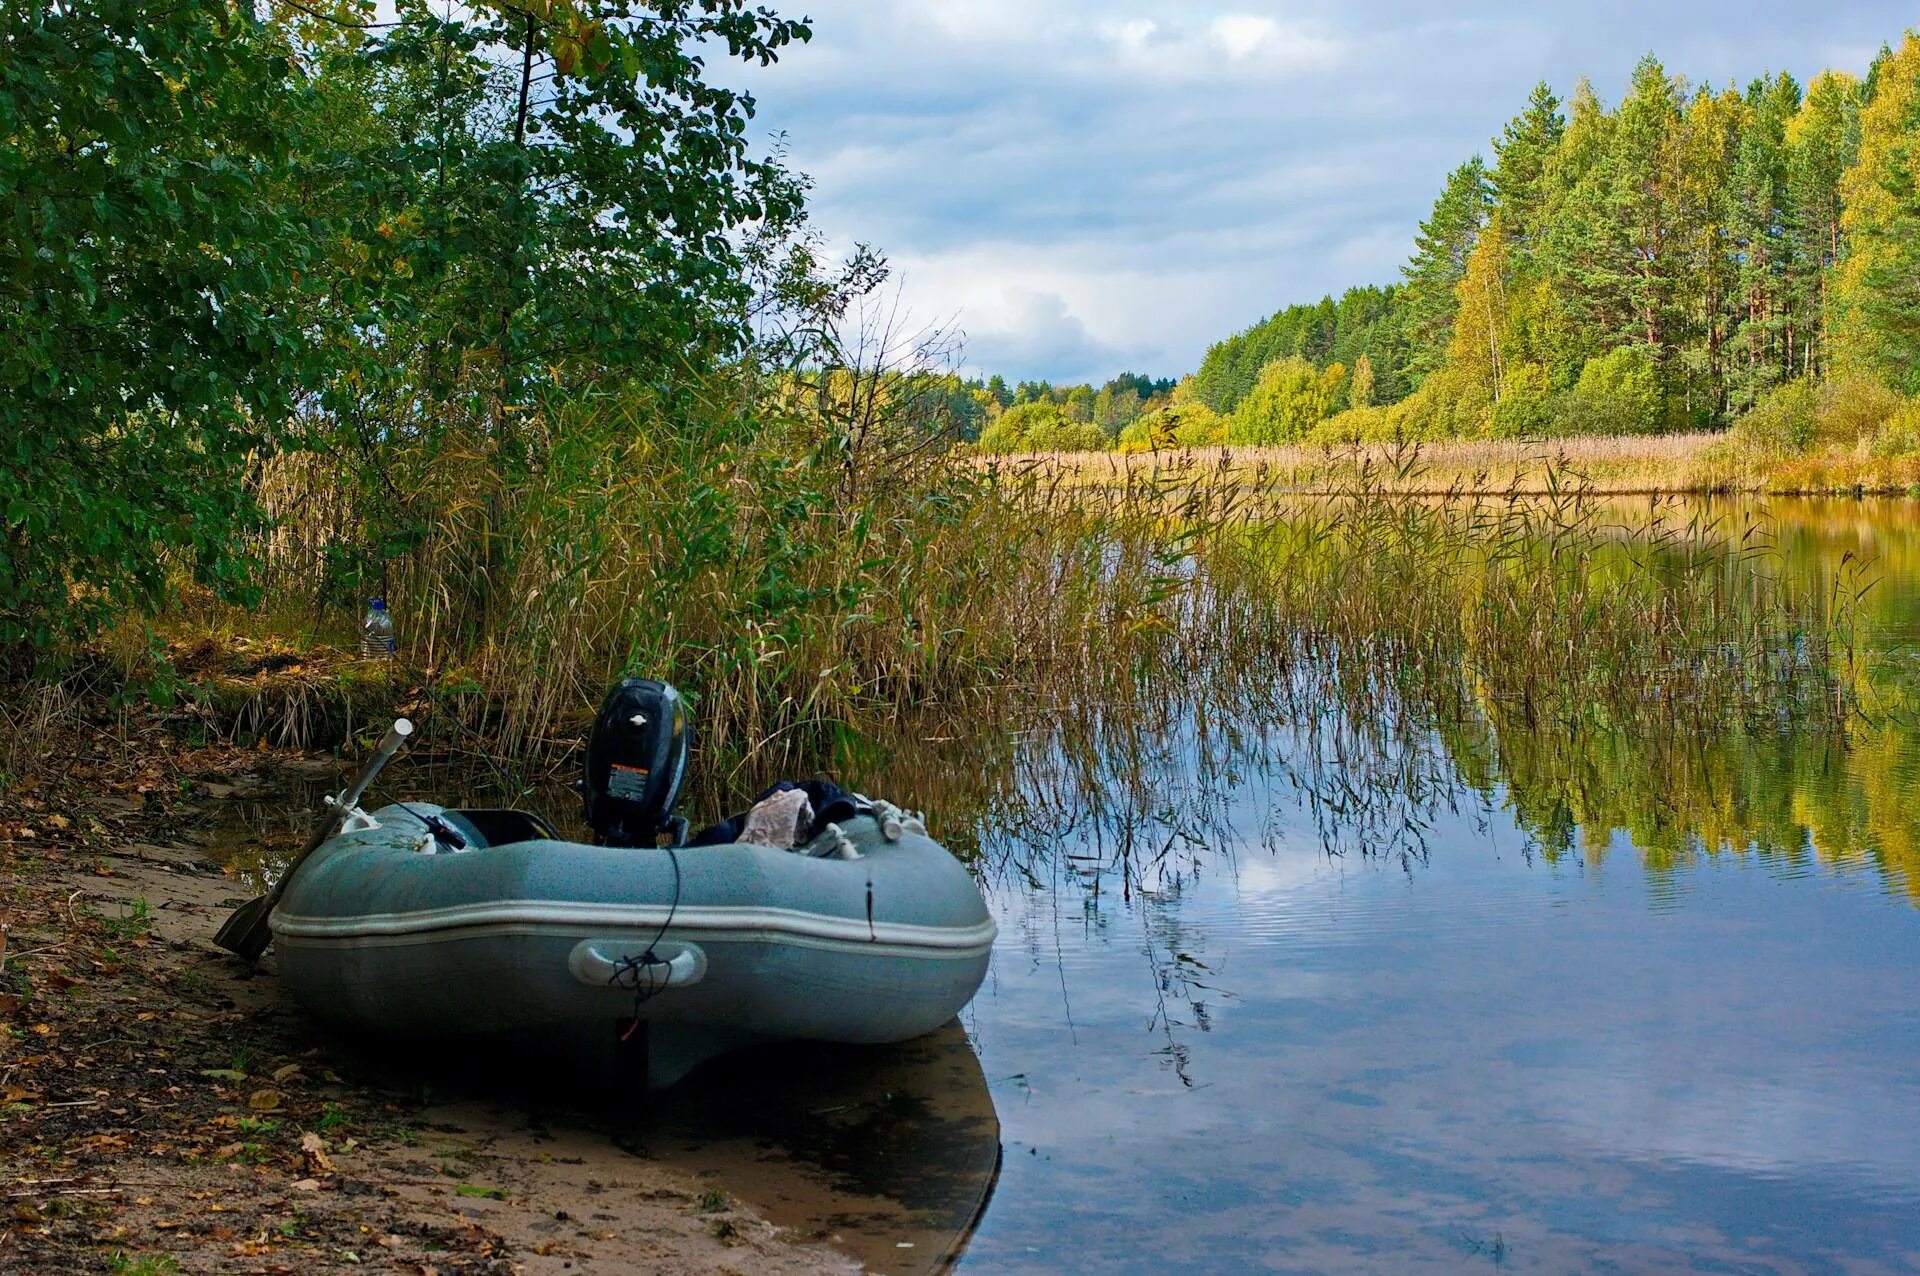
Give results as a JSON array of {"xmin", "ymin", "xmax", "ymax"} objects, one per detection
[{"xmin": 214, "ymin": 718, "xmax": 414, "ymax": 962}]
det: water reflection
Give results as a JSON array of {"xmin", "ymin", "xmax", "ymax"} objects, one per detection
[
  {"xmin": 622, "ymin": 1023, "xmax": 1000, "ymax": 1274},
  {"xmin": 206, "ymin": 493, "xmax": 1920, "ymax": 1270}
]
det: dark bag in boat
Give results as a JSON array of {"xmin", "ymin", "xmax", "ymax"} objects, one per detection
[{"xmin": 689, "ymin": 778, "xmax": 867, "ymax": 849}]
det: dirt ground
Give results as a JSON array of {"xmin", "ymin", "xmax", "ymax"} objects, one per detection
[{"xmin": 0, "ymin": 713, "xmax": 856, "ymax": 1275}]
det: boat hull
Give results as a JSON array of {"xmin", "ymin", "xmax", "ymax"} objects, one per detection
[{"xmin": 270, "ymin": 804, "xmax": 995, "ymax": 1086}]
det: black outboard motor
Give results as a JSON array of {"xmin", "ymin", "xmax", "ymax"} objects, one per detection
[{"xmin": 581, "ymin": 678, "xmax": 690, "ymax": 847}]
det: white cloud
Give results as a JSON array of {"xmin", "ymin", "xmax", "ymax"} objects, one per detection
[
  {"xmin": 737, "ymin": 1, "xmax": 1908, "ymax": 383},
  {"xmin": 1212, "ymin": 14, "xmax": 1279, "ymax": 59},
  {"xmin": 1209, "ymin": 14, "xmax": 1343, "ymax": 70},
  {"xmin": 1105, "ymin": 17, "xmax": 1158, "ymax": 53}
]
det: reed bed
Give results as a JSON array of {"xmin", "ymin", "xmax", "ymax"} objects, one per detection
[
  {"xmin": 191, "ymin": 400, "xmax": 1881, "ymax": 896},
  {"xmin": 995, "ymin": 433, "xmax": 1732, "ymax": 496}
]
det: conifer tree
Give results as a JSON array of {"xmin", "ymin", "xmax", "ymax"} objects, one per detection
[
  {"xmin": 1492, "ymin": 82, "xmax": 1566, "ymax": 250},
  {"xmin": 1670, "ymin": 84, "xmax": 1743, "ymax": 420},
  {"xmin": 1400, "ymin": 157, "xmax": 1493, "ymax": 388},
  {"xmin": 1612, "ymin": 55, "xmax": 1686, "ymax": 356},
  {"xmin": 1727, "ymin": 73, "xmax": 1799, "ymax": 407},
  {"xmin": 1789, "ymin": 71, "xmax": 1863, "ymax": 378}
]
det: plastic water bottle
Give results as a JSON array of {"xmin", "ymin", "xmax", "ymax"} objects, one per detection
[{"xmin": 360, "ymin": 597, "xmax": 395, "ymax": 658}]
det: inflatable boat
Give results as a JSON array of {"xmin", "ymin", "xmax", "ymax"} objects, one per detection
[{"xmin": 246, "ymin": 680, "xmax": 996, "ymax": 1087}]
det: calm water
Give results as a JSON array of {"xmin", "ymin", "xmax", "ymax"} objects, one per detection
[
  {"xmin": 946, "ymin": 495, "xmax": 1920, "ymax": 1273},
  {"xmin": 221, "ymin": 495, "xmax": 1920, "ymax": 1273}
]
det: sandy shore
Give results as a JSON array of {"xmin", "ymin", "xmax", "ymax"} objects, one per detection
[{"xmin": 1, "ymin": 746, "xmax": 857, "ymax": 1274}]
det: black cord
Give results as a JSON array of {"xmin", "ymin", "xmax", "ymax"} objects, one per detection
[{"xmin": 615, "ymin": 846, "xmax": 681, "ymax": 1039}]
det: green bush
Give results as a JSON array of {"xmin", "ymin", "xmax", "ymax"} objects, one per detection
[
  {"xmin": 1487, "ymin": 363, "xmax": 1558, "ymax": 439},
  {"xmin": 1730, "ymin": 379, "xmax": 1821, "ymax": 455},
  {"xmin": 1387, "ymin": 370, "xmax": 1489, "ymax": 440},
  {"xmin": 1228, "ymin": 357, "xmax": 1345, "ymax": 445},
  {"xmin": 1817, "ymin": 376, "xmax": 1904, "ymax": 447},
  {"xmin": 1869, "ymin": 399, "xmax": 1920, "ymax": 458},
  {"xmin": 1307, "ymin": 406, "xmax": 1394, "ymax": 444},
  {"xmin": 1170, "ymin": 406, "xmax": 1229, "ymax": 447},
  {"xmin": 976, "ymin": 401, "xmax": 1071, "ymax": 454},
  {"xmin": 1023, "ymin": 419, "xmax": 1111, "ymax": 453},
  {"xmin": 1118, "ymin": 403, "xmax": 1224, "ymax": 452},
  {"xmin": 1567, "ymin": 347, "xmax": 1667, "ymax": 435}
]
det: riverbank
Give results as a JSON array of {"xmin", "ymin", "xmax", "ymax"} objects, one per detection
[
  {"xmin": 0, "ymin": 700, "xmax": 852, "ymax": 1275},
  {"xmin": 990, "ymin": 432, "xmax": 1920, "ymax": 496}
]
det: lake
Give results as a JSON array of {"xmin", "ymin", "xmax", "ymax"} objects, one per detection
[
  {"xmin": 888, "ymin": 494, "xmax": 1920, "ymax": 1272},
  {"xmin": 218, "ymin": 493, "xmax": 1920, "ymax": 1273}
]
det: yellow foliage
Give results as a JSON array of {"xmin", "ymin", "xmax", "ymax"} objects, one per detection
[{"xmin": 1832, "ymin": 34, "xmax": 1920, "ymax": 379}]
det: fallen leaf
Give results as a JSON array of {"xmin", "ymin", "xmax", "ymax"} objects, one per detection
[
  {"xmin": 299, "ymin": 1132, "xmax": 335, "ymax": 1175},
  {"xmin": 291, "ymin": 1178, "xmax": 322, "ymax": 1192},
  {"xmin": 48, "ymin": 814, "xmax": 70, "ymax": 831},
  {"xmin": 247, "ymin": 1089, "xmax": 282, "ymax": 1111},
  {"xmin": 271, "ymin": 1063, "xmax": 303, "ymax": 1083},
  {"xmin": 201, "ymin": 1068, "xmax": 248, "ymax": 1083}
]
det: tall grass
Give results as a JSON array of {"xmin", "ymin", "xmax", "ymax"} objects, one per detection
[
  {"xmin": 994, "ymin": 433, "xmax": 1732, "ymax": 496},
  {"xmin": 234, "ymin": 405, "xmax": 1862, "ymax": 777},
  {"xmin": 240, "ymin": 388, "xmax": 1197, "ymax": 766},
  {"xmin": 170, "ymin": 411, "xmax": 1914, "ymax": 903}
]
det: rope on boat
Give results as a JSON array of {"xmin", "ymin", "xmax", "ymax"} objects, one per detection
[{"xmin": 615, "ymin": 845, "xmax": 681, "ymax": 1040}]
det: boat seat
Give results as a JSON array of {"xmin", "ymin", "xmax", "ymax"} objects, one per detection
[{"xmin": 445, "ymin": 808, "xmax": 562, "ymax": 849}]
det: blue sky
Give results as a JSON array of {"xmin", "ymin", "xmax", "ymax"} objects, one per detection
[{"xmin": 735, "ymin": 2, "xmax": 1913, "ymax": 385}]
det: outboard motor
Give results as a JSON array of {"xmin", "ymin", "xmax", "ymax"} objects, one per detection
[{"xmin": 582, "ymin": 678, "xmax": 690, "ymax": 847}]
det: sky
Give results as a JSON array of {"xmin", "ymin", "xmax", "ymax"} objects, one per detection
[{"xmin": 733, "ymin": 1, "xmax": 1914, "ymax": 386}]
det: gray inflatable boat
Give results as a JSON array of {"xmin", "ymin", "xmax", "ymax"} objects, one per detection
[{"xmin": 270, "ymin": 800, "xmax": 996, "ymax": 1087}]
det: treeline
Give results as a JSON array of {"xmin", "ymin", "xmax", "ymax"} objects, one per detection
[
  {"xmin": 821, "ymin": 369, "xmax": 1176, "ymax": 455},
  {"xmin": 1003, "ymin": 32, "xmax": 1920, "ymax": 454}
]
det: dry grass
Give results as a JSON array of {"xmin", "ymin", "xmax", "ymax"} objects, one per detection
[
  {"xmin": 1727, "ymin": 448, "xmax": 1920, "ymax": 494},
  {"xmin": 999, "ymin": 431, "xmax": 1920, "ymax": 497},
  {"xmin": 82, "ymin": 401, "xmax": 1865, "ymax": 855},
  {"xmin": 993, "ymin": 434, "xmax": 1732, "ymax": 494}
]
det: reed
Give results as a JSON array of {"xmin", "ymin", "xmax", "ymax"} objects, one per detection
[
  {"xmin": 131, "ymin": 398, "xmax": 1875, "ymax": 901},
  {"xmin": 894, "ymin": 458, "xmax": 1870, "ymax": 887},
  {"xmin": 995, "ymin": 433, "xmax": 1734, "ymax": 496},
  {"xmin": 233, "ymin": 388, "xmax": 1193, "ymax": 766}
]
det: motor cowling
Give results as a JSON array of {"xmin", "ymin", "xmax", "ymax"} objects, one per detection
[{"xmin": 582, "ymin": 678, "xmax": 690, "ymax": 847}]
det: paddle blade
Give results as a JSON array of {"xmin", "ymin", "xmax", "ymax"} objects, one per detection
[{"xmin": 213, "ymin": 894, "xmax": 276, "ymax": 962}]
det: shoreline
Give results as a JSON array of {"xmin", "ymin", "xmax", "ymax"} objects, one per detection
[
  {"xmin": 985, "ymin": 433, "xmax": 1920, "ymax": 497},
  {"xmin": 0, "ymin": 730, "xmax": 857, "ymax": 1275}
]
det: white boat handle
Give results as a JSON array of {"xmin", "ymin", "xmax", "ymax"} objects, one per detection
[{"xmin": 569, "ymin": 939, "xmax": 706, "ymax": 990}]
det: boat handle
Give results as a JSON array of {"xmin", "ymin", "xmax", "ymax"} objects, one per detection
[{"xmin": 569, "ymin": 939, "xmax": 706, "ymax": 991}]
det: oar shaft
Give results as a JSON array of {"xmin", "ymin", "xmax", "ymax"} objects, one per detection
[
  {"xmin": 215, "ymin": 716, "xmax": 415, "ymax": 961},
  {"xmin": 340, "ymin": 719, "xmax": 413, "ymax": 812},
  {"xmin": 266, "ymin": 718, "xmax": 414, "ymax": 907}
]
